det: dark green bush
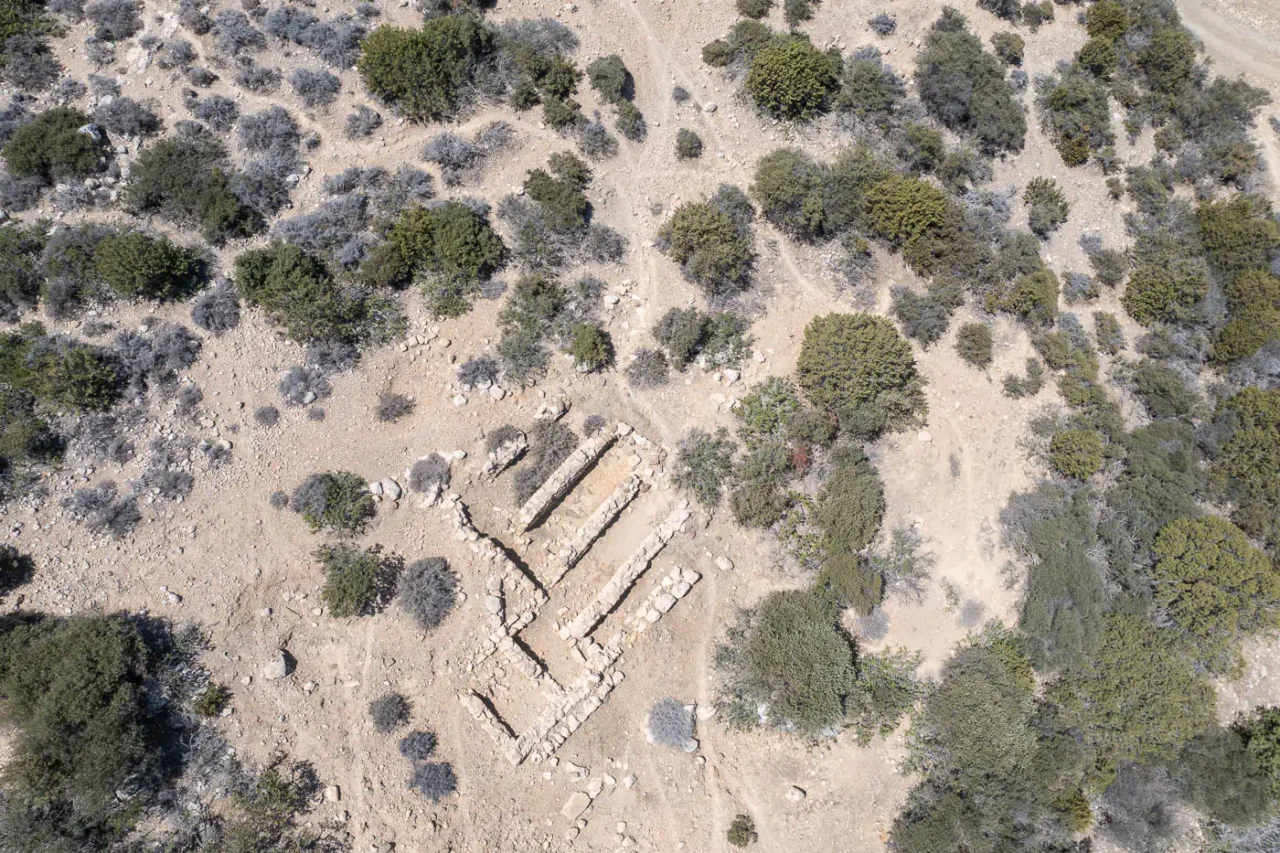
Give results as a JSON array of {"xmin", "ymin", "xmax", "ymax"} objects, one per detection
[
  {"xmin": 1237, "ymin": 706, "xmax": 1280, "ymax": 801},
  {"xmin": 0, "ymin": 613, "xmax": 162, "ymax": 843},
  {"xmin": 585, "ymin": 54, "xmax": 629, "ymax": 103},
  {"xmin": 3, "ymin": 107, "xmax": 104, "ymax": 184},
  {"xmin": 614, "ymin": 99, "xmax": 647, "ymax": 141},
  {"xmin": 317, "ymin": 543, "xmax": 397, "ymax": 618},
  {"xmin": 862, "ymin": 175, "xmax": 951, "ymax": 248},
  {"xmin": 796, "ymin": 313, "xmax": 926, "ymax": 432},
  {"xmin": 235, "ymin": 242, "xmax": 374, "ymax": 343},
  {"xmin": 1215, "ymin": 268, "xmax": 1280, "ymax": 362},
  {"xmin": 1, "ymin": 326, "xmax": 119, "ymax": 412},
  {"xmin": 915, "ymin": 10, "xmax": 1025, "ymax": 154},
  {"xmin": 993, "ymin": 268, "xmax": 1059, "ymax": 327},
  {"xmin": 955, "ymin": 322, "xmax": 993, "ymax": 368},
  {"xmin": 743, "ymin": 34, "xmax": 841, "ymax": 120},
  {"xmin": 1175, "ymin": 728, "xmax": 1275, "ymax": 826},
  {"xmin": 388, "ymin": 200, "xmax": 505, "ymax": 316},
  {"xmin": 737, "ymin": 0, "xmax": 771, "ymax": 16},
  {"xmin": 1195, "ymin": 194, "xmax": 1280, "ymax": 275},
  {"xmin": 816, "ymin": 551, "xmax": 883, "ymax": 614},
  {"xmin": 1077, "ymin": 36, "xmax": 1118, "ymax": 78},
  {"xmin": 1048, "ymin": 428, "xmax": 1104, "ymax": 479},
  {"xmin": 1002, "ymin": 357, "xmax": 1045, "ymax": 398},
  {"xmin": 0, "ymin": 223, "xmax": 45, "ymax": 320},
  {"xmin": 750, "ymin": 147, "xmax": 827, "ymax": 241},
  {"xmin": 1214, "ymin": 389, "xmax": 1280, "ymax": 548},
  {"xmin": 1122, "ymin": 258, "xmax": 1210, "ymax": 325},
  {"xmin": 1132, "ymin": 359, "xmax": 1199, "ymax": 419},
  {"xmin": 656, "ymin": 194, "xmax": 755, "ymax": 296},
  {"xmin": 0, "ymin": 546, "xmax": 34, "ymax": 596},
  {"xmin": 1054, "ymin": 613, "xmax": 1214, "ymax": 784},
  {"xmin": 991, "ymin": 32, "xmax": 1023, "ymax": 66},
  {"xmin": 1137, "ymin": 27, "xmax": 1197, "ymax": 96},
  {"xmin": 896, "ymin": 122, "xmax": 944, "ymax": 174},
  {"xmin": 729, "ymin": 588, "xmax": 856, "ymax": 735},
  {"xmin": 1153, "ymin": 516, "xmax": 1280, "ymax": 674},
  {"xmin": 357, "ymin": 16, "xmax": 495, "ymax": 122},
  {"xmin": 288, "ymin": 470, "xmax": 375, "ymax": 534},
  {"xmin": 1025, "ymin": 177, "xmax": 1070, "ymax": 238},
  {"xmin": 835, "ymin": 48, "xmax": 906, "ymax": 125},
  {"xmin": 814, "ymin": 447, "xmax": 885, "ymax": 554},
  {"xmin": 94, "ymin": 232, "xmax": 201, "ymax": 301},
  {"xmin": 1085, "ymin": 0, "xmax": 1129, "ymax": 41},
  {"xmin": 675, "ymin": 128, "xmax": 703, "ymax": 160},
  {"xmin": 567, "ymin": 322, "xmax": 611, "ymax": 371},
  {"xmin": 125, "ymin": 129, "xmax": 262, "ymax": 243},
  {"xmin": 1093, "ymin": 311, "xmax": 1124, "ymax": 354}
]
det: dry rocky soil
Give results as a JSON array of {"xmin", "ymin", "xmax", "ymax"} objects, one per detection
[{"xmin": 4, "ymin": 0, "xmax": 1280, "ymax": 851}]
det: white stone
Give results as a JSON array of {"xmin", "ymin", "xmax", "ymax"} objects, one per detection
[
  {"xmin": 654, "ymin": 593, "xmax": 677, "ymax": 613},
  {"xmin": 561, "ymin": 791, "xmax": 592, "ymax": 820},
  {"xmin": 262, "ymin": 650, "xmax": 291, "ymax": 680},
  {"xmin": 787, "ymin": 786, "xmax": 807, "ymax": 802},
  {"xmin": 484, "ymin": 595, "xmax": 503, "ymax": 614},
  {"xmin": 715, "ymin": 556, "xmax": 734, "ymax": 571},
  {"xmin": 917, "ymin": 430, "xmax": 932, "ymax": 443},
  {"xmin": 453, "ymin": 394, "xmax": 468, "ymax": 406}
]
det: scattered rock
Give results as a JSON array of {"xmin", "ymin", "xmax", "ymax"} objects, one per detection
[
  {"xmin": 561, "ymin": 791, "xmax": 592, "ymax": 820},
  {"xmin": 787, "ymin": 786, "xmax": 807, "ymax": 802},
  {"xmin": 262, "ymin": 650, "xmax": 294, "ymax": 681}
]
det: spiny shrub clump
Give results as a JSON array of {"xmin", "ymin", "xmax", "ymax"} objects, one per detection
[
  {"xmin": 399, "ymin": 729, "xmax": 437, "ymax": 761},
  {"xmin": 407, "ymin": 454, "xmax": 450, "ymax": 494},
  {"xmin": 674, "ymin": 427, "xmax": 737, "ymax": 508},
  {"xmin": 744, "ymin": 33, "xmax": 841, "ymax": 121},
  {"xmin": 289, "ymin": 471, "xmax": 375, "ymax": 534},
  {"xmin": 656, "ymin": 186, "xmax": 756, "ymax": 297},
  {"xmin": 125, "ymin": 126, "xmax": 263, "ymax": 243},
  {"xmin": 93, "ymin": 232, "xmax": 202, "ymax": 301},
  {"xmin": 318, "ymin": 543, "xmax": 398, "ymax": 618},
  {"xmin": 675, "ymin": 128, "xmax": 703, "ymax": 160},
  {"xmin": 357, "ymin": 15, "xmax": 495, "ymax": 123},
  {"xmin": 1048, "ymin": 428, "xmax": 1105, "ymax": 480},
  {"xmin": 408, "ymin": 760, "xmax": 457, "ymax": 801},
  {"xmin": 955, "ymin": 322, "xmax": 993, "ymax": 368},
  {"xmin": 383, "ymin": 200, "xmax": 506, "ymax": 317},
  {"xmin": 796, "ymin": 313, "xmax": 926, "ymax": 436},
  {"xmin": 512, "ymin": 419, "xmax": 577, "ymax": 505},
  {"xmin": 914, "ymin": 9, "xmax": 1025, "ymax": 155},
  {"xmin": 626, "ymin": 348, "xmax": 669, "ymax": 389},
  {"xmin": 374, "ymin": 391, "xmax": 414, "ymax": 423},
  {"xmin": 1025, "ymin": 177, "xmax": 1070, "ymax": 238},
  {"xmin": 3, "ymin": 107, "xmax": 107, "ymax": 185},
  {"xmin": 397, "ymin": 556, "xmax": 457, "ymax": 632},
  {"xmin": 716, "ymin": 588, "xmax": 856, "ymax": 736},
  {"xmin": 369, "ymin": 692, "xmax": 411, "ymax": 732}
]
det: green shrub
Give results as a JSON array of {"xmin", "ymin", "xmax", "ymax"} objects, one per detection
[
  {"xmin": 357, "ymin": 17, "xmax": 495, "ymax": 122},
  {"xmin": 750, "ymin": 147, "xmax": 827, "ymax": 240},
  {"xmin": 835, "ymin": 48, "xmax": 906, "ymax": 125},
  {"xmin": 656, "ymin": 197, "xmax": 755, "ymax": 296},
  {"xmin": 673, "ymin": 427, "xmax": 736, "ymax": 508},
  {"xmin": 387, "ymin": 200, "xmax": 505, "ymax": 316},
  {"xmin": 743, "ymin": 35, "xmax": 840, "ymax": 120},
  {"xmin": 862, "ymin": 175, "xmax": 951, "ymax": 247},
  {"xmin": 1195, "ymin": 194, "xmax": 1280, "ymax": 275},
  {"xmin": 653, "ymin": 307, "xmax": 705, "ymax": 369},
  {"xmin": 1048, "ymin": 428, "xmax": 1104, "ymax": 479},
  {"xmin": 739, "ymin": 589, "xmax": 856, "ymax": 735},
  {"xmin": 846, "ymin": 647, "xmax": 924, "ymax": 744},
  {"xmin": 1077, "ymin": 36, "xmax": 1118, "ymax": 78},
  {"xmin": 0, "ymin": 546, "xmax": 33, "ymax": 596},
  {"xmin": 0, "ymin": 613, "xmax": 160, "ymax": 842},
  {"xmin": 523, "ymin": 164, "xmax": 590, "ymax": 231},
  {"xmin": 125, "ymin": 129, "xmax": 262, "ymax": 243},
  {"xmin": 1085, "ymin": 0, "xmax": 1129, "ymax": 41},
  {"xmin": 1002, "ymin": 357, "xmax": 1045, "ymax": 398},
  {"xmin": 1122, "ymin": 258, "xmax": 1210, "ymax": 325},
  {"xmin": 585, "ymin": 54, "xmax": 629, "ymax": 103},
  {"xmin": 994, "ymin": 269, "xmax": 1059, "ymax": 327},
  {"xmin": 1054, "ymin": 613, "xmax": 1215, "ymax": 784},
  {"xmin": 896, "ymin": 122, "xmax": 944, "ymax": 174},
  {"xmin": 735, "ymin": 376, "xmax": 803, "ymax": 449},
  {"xmin": 1138, "ymin": 27, "xmax": 1197, "ymax": 96},
  {"xmin": 1214, "ymin": 389, "xmax": 1280, "ymax": 547},
  {"xmin": 193, "ymin": 683, "xmax": 230, "ymax": 717},
  {"xmin": 541, "ymin": 95, "xmax": 581, "ymax": 130},
  {"xmin": 94, "ymin": 232, "xmax": 200, "ymax": 301},
  {"xmin": 1238, "ymin": 706, "xmax": 1280, "ymax": 801},
  {"xmin": 796, "ymin": 313, "xmax": 926, "ymax": 432},
  {"xmin": 235, "ymin": 243, "xmax": 372, "ymax": 343},
  {"xmin": 1022, "ymin": 0, "xmax": 1053, "ymax": 31},
  {"xmin": 317, "ymin": 544, "xmax": 398, "ymax": 618},
  {"xmin": 614, "ymin": 98, "xmax": 647, "ymax": 141},
  {"xmin": 0, "ymin": 223, "xmax": 45, "ymax": 320},
  {"xmin": 1093, "ymin": 311, "xmax": 1125, "ymax": 354},
  {"xmin": 1215, "ymin": 268, "xmax": 1280, "ymax": 362},
  {"xmin": 675, "ymin": 128, "xmax": 703, "ymax": 160},
  {"xmin": 1175, "ymin": 728, "xmax": 1275, "ymax": 827},
  {"xmin": 288, "ymin": 471, "xmax": 376, "ymax": 534},
  {"xmin": 3, "ymin": 108, "xmax": 104, "ymax": 184},
  {"xmin": 567, "ymin": 323, "xmax": 612, "ymax": 371},
  {"xmin": 813, "ymin": 449, "xmax": 885, "ymax": 554},
  {"xmin": 1132, "ymin": 359, "xmax": 1199, "ymax": 419},
  {"xmin": 1025, "ymin": 177, "xmax": 1070, "ymax": 238},
  {"xmin": 991, "ymin": 32, "xmax": 1023, "ymax": 66},
  {"xmin": 915, "ymin": 10, "xmax": 1025, "ymax": 154},
  {"xmin": 727, "ymin": 814, "xmax": 759, "ymax": 847},
  {"xmin": 730, "ymin": 478, "xmax": 792, "ymax": 529},
  {"xmin": 955, "ymin": 322, "xmax": 993, "ymax": 368},
  {"xmin": 1, "ymin": 327, "xmax": 119, "ymax": 412},
  {"xmin": 816, "ymin": 551, "xmax": 883, "ymax": 614},
  {"xmin": 1153, "ymin": 516, "xmax": 1280, "ymax": 674}
]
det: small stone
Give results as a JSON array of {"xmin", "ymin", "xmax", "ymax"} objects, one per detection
[
  {"xmin": 787, "ymin": 786, "xmax": 807, "ymax": 802},
  {"xmin": 453, "ymin": 394, "xmax": 468, "ymax": 407},
  {"xmin": 715, "ymin": 556, "xmax": 734, "ymax": 571},
  {"xmin": 622, "ymin": 774, "xmax": 637, "ymax": 789},
  {"xmin": 484, "ymin": 595, "xmax": 502, "ymax": 614},
  {"xmin": 917, "ymin": 430, "xmax": 932, "ymax": 443},
  {"xmin": 654, "ymin": 593, "xmax": 677, "ymax": 613},
  {"xmin": 702, "ymin": 102, "xmax": 718, "ymax": 113},
  {"xmin": 324, "ymin": 785, "xmax": 341, "ymax": 802},
  {"xmin": 262, "ymin": 650, "xmax": 293, "ymax": 681},
  {"xmin": 382, "ymin": 479, "xmax": 402, "ymax": 501},
  {"xmin": 753, "ymin": 350, "xmax": 766, "ymax": 363},
  {"xmin": 489, "ymin": 385, "xmax": 506, "ymax": 400},
  {"xmin": 561, "ymin": 791, "xmax": 592, "ymax": 820}
]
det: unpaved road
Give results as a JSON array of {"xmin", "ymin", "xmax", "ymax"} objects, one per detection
[{"xmin": 1177, "ymin": 0, "xmax": 1280, "ymax": 200}]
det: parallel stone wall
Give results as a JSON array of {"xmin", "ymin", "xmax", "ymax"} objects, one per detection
[
  {"xmin": 516, "ymin": 425, "xmax": 625, "ymax": 531},
  {"xmin": 546, "ymin": 474, "xmax": 641, "ymax": 587},
  {"xmin": 560, "ymin": 500, "xmax": 692, "ymax": 640}
]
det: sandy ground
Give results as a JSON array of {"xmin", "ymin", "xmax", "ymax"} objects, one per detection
[{"xmin": 3, "ymin": 1, "xmax": 1280, "ymax": 851}]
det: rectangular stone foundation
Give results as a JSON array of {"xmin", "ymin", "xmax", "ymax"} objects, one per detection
[{"xmin": 516, "ymin": 425, "xmax": 626, "ymax": 531}]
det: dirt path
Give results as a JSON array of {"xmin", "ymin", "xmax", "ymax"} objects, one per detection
[{"xmin": 1176, "ymin": 0, "xmax": 1280, "ymax": 201}]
